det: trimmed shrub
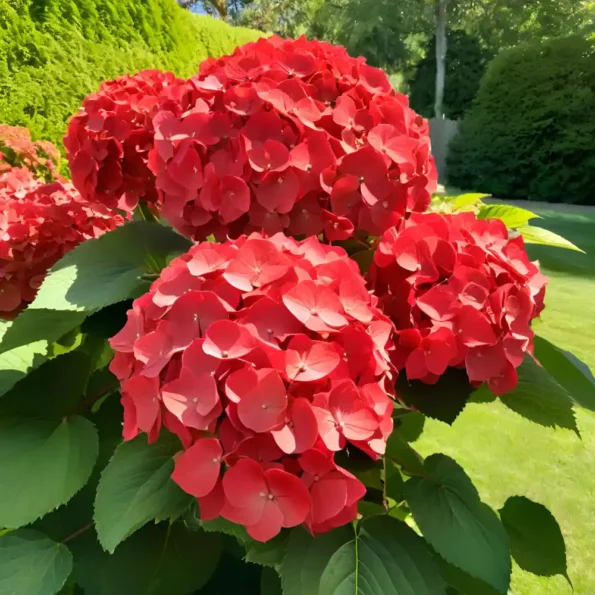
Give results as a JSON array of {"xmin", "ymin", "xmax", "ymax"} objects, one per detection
[
  {"xmin": 0, "ymin": 0, "xmax": 259, "ymax": 150},
  {"xmin": 408, "ymin": 30, "xmax": 490, "ymax": 121},
  {"xmin": 447, "ymin": 35, "xmax": 595, "ymax": 204}
]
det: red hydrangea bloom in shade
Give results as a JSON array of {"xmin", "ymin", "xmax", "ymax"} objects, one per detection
[
  {"xmin": 109, "ymin": 233, "xmax": 396, "ymax": 540},
  {"xmin": 0, "ymin": 175, "xmax": 123, "ymax": 316},
  {"xmin": 65, "ymin": 70, "xmax": 195, "ymax": 212},
  {"xmin": 369, "ymin": 212, "xmax": 548, "ymax": 395}
]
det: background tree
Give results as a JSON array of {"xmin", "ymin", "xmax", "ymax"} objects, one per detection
[
  {"xmin": 234, "ymin": 0, "xmax": 324, "ymax": 37},
  {"xmin": 408, "ymin": 30, "xmax": 489, "ymax": 120},
  {"xmin": 309, "ymin": 0, "xmax": 431, "ymax": 73}
]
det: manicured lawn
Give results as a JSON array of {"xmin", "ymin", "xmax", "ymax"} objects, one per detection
[{"xmin": 416, "ymin": 203, "xmax": 595, "ymax": 595}]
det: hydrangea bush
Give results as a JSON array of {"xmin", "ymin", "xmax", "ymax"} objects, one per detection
[{"xmin": 0, "ymin": 37, "xmax": 592, "ymax": 595}]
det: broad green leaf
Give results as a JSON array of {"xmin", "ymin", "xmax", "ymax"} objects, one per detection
[
  {"xmin": 385, "ymin": 432, "xmax": 425, "ymax": 476},
  {"xmin": 499, "ymin": 496, "xmax": 569, "ymax": 583},
  {"xmin": 0, "ymin": 340, "xmax": 48, "ymax": 398},
  {"xmin": 319, "ymin": 516, "xmax": 447, "ymax": 594},
  {"xmin": 477, "ymin": 204, "xmax": 539, "ymax": 228},
  {"xmin": 200, "ymin": 516, "xmax": 250, "ymax": 543},
  {"xmin": 0, "ymin": 311, "xmax": 87, "ymax": 356},
  {"xmin": 454, "ymin": 193, "xmax": 488, "ymax": 210},
  {"xmin": 358, "ymin": 501, "xmax": 386, "ymax": 519},
  {"xmin": 384, "ymin": 461, "xmax": 406, "ymax": 501},
  {"xmin": 499, "ymin": 355, "xmax": 578, "ymax": 435},
  {"xmin": 94, "ymin": 432, "xmax": 192, "ymax": 552},
  {"xmin": 351, "ymin": 249, "xmax": 374, "ymax": 274},
  {"xmin": 72, "ymin": 522, "xmax": 221, "ymax": 595},
  {"xmin": 534, "ymin": 335, "xmax": 595, "ymax": 413},
  {"xmin": 0, "ymin": 222, "xmax": 191, "ymax": 354},
  {"xmin": 394, "ymin": 410, "xmax": 426, "ymax": 442},
  {"xmin": 0, "ymin": 417, "xmax": 98, "ymax": 528},
  {"xmin": 396, "ymin": 368, "xmax": 474, "ymax": 424},
  {"xmin": 468, "ymin": 383, "xmax": 497, "ymax": 404},
  {"xmin": 0, "ymin": 352, "xmax": 92, "ymax": 418},
  {"xmin": 281, "ymin": 527, "xmax": 353, "ymax": 595},
  {"xmin": 435, "ymin": 556, "xmax": 504, "ymax": 595},
  {"xmin": 517, "ymin": 225, "xmax": 584, "ymax": 252},
  {"xmin": 261, "ymin": 567, "xmax": 282, "ymax": 595},
  {"xmin": 403, "ymin": 454, "xmax": 511, "ymax": 593},
  {"xmin": 245, "ymin": 533, "xmax": 289, "ymax": 569},
  {"xmin": 0, "ymin": 529, "xmax": 73, "ymax": 595}
]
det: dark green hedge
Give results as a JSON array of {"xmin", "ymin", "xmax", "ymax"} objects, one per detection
[
  {"xmin": 447, "ymin": 35, "xmax": 595, "ymax": 204},
  {"xmin": 408, "ymin": 30, "xmax": 490, "ymax": 121},
  {"xmin": 0, "ymin": 0, "xmax": 259, "ymax": 150}
]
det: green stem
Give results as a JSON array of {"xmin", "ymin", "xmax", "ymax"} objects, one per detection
[{"xmin": 138, "ymin": 202, "xmax": 158, "ymax": 223}]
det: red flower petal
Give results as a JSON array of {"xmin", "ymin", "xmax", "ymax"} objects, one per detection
[
  {"xmin": 171, "ymin": 438, "xmax": 222, "ymax": 498},
  {"xmin": 237, "ymin": 368, "xmax": 288, "ymax": 433},
  {"xmin": 271, "ymin": 397, "xmax": 318, "ymax": 454},
  {"xmin": 455, "ymin": 306, "xmax": 497, "ymax": 347},
  {"xmin": 224, "ymin": 239, "xmax": 290, "ymax": 291},
  {"xmin": 161, "ymin": 367, "xmax": 220, "ymax": 428},
  {"xmin": 285, "ymin": 335, "xmax": 340, "ymax": 382},
  {"xmin": 222, "ymin": 458, "xmax": 267, "ymax": 511},
  {"xmin": 122, "ymin": 375, "xmax": 160, "ymax": 434},
  {"xmin": 266, "ymin": 467, "xmax": 311, "ymax": 528},
  {"xmin": 328, "ymin": 380, "xmax": 378, "ymax": 441},
  {"xmin": 282, "ymin": 281, "xmax": 347, "ymax": 332},
  {"xmin": 203, "ymin": 320, "xmax": 255, "ymax": 360}
]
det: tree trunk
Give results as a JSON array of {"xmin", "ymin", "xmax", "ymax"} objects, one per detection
[
  {"xmin": 434, "ymin": 0, "xmax": 448, "ymax": 120},
  {"xmin": 210, "ymin": 0, "xmax": 228, "ymax": 20}
]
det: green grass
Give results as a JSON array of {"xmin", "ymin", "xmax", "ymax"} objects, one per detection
[{"xmin": 416, "ymin": 203, "xmax": 595, "ymax": 594}]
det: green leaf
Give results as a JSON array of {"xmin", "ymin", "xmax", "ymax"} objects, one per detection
[
  {"xmin": 281, "ymin": 527, "xmax": 353, "ymax": 595},
  {"xmin": 245, "ymin": 533, "xmax": 288, "ymax": 569},
  {"xmin": 435, "ymin": 556, "xmax": 504, "ymax": 595},
  {"xmin": 0, "ymin": 529, "xmax": 73, "ymax": 595},
  {"xmin": 0, "ymin": 311, "xmax": 87, "ymax": 356},
  {"xmin": 384, "ymin": 461, "xmax": 406, "ymax": 501},
  {"xmin": 0, "ymin": 222, "xmax": 191, "ymax": 354},
  {"xmin": 72, "ymin": 522, "xmax": 221, "ymax": 595},
  {"xmin": 533, "ymin": 335, "xmax": 595, "ymax": 413},
  {"xmin": 499, "ymin": 355, "xmax": 578, "ymax": 435},
  {"xmin": 499, "ymin": 496, "xmax": 569, "ymax": 583},
  {"xmin": 517, "ymin": 225, "xmax": 584, "ymax": 252},
  {"xmin": 319, "ymin": 516, "xmax": 447, "ymax": 594},
  {"xmin": 0, "ymin": 417, "xmax": 98, "ymax": 528},
  {"xmin": 200, "ymin": 516, "xmax": 250, "ymax": 543},
  {"xmin": 454, "ymin": 193, "xmax": 488, "ymax": 210},
  {"xmin": 396, "ymin": 367, "xmax": 474, "ymax": 424},
  {"xmin": 260, "ymin": 568, "xmax": 282, "ymax": 595},
  {"xmin": 403, "ymin": 454, "xmax": 511, "ymax": 593},
  {"xmin": 477, "ymin": 204, "xmax": 539, "ymax": 228},
  {"xmin": 351, "ymin": 249, "xmax": 374, "ymax": 274},
  {"xmin": 0, "ymin": 340, "xmax": 48, "ymax": 398},
  {"xmin": 94, "ymin": 432, "xmax": 192, "ymax": 553},
  {"xmin": 394, "ymin": 410, "xmax": 425, "ymax": 442},
  {"xmin": 0, "ymin": 352, "xmax": 92, "ymax": 418},
  {"xmin": 385, "ymin": 432, "xmax": 425, "ymax": 476}
]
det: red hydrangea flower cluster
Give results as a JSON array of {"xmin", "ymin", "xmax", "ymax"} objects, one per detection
[
  {"xmin": 109, "ymin": 233, "xmax": 396, "ymax": 541},
  {"xmin": 67, "ymin": 36, "xmax": 437, "ymax": 241},
  {"xmin": 369, "ymin": 212, "xmax": 548, "ymax": 395},
  {"xmin": 0, "ymin": 124, "xmax": 61, "ymax": 182},
  {"xmin": 64, "ymin": 70, "xmax": 194, "ymax": 212},
  {"xmin": 0, "ymin": 171, "xmax": 124, "ymax": 315}
]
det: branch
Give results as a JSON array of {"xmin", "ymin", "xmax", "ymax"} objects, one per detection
[
  {"xmin": 71, "ymin": 380, "xmax": 119, "ymax": 415},
  {"xmin": 62, "ymin": 522, "xmax": 94, "ymax": 544}
]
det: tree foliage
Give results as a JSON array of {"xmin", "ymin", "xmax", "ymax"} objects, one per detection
[
  {"xmin": 408, "ymin": 30, "xmax": 490, "ymax": 120},
  {"xmin": 447, "ymin": 34, "xmax": 595, "ymax": 204},
  {"xmin": 0, "ymin": 0, "xmax": 259, "ymax": 150}
]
